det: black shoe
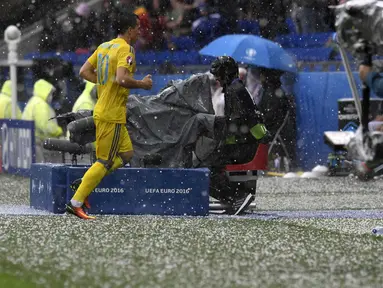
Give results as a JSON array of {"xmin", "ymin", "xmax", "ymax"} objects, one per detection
[
  {"xmin": 69, "ymin": 178, "xmax": 90, "ymax": 212},
  {"xmin": 229, "ymin": 193, "xmax": 255, "ymax": 216}
]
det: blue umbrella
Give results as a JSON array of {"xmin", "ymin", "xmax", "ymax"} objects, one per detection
[{"xmin": 199, "ymin": 34, "xmax": 296, "ymax": 73}]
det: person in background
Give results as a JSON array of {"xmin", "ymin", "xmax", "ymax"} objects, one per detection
[
  {"xmin": 356, "ymin": 61, "xmax": 383, "ymax": 179},
  {"xmin": 134, "ymin": 6, "xmax": 154, "ymax": 51},
  {"xmin": 0, "ymin": 80, "xmax": 22, "ymax": 119},
  {"xmin": 22, "ymin": 79, "xmax": 63, "ymax": 163},
  {"xmin": 257, "ymin": 68, "xmax": 296, "ymax": 171},
  {"xmin": 257, "ymin": 68, "xmax": 288, "ymax": 139},
  {"xmin": 40, "ymin": 10, "xmax": 62, "ymax": 52},
  {"xmin": 208, "ymin": 66, "xmax": 248, "ymax": 117},
  {"xmin": 209, "ymin": 56, "xmax": 268, "ymax": 215},
  {"xmin": 206, "ymin": 0, "xmax": 238, "ymax": 35},
  {"xmin": 61, "ymin": 2, "xmax": 99, "ymax": 51},
  {"xmin": 238, "ymin": 67, "xmax": 247, "ymax": 81},
  {"xmin": 359, "ymin": 64, "xmax": 383, "ymax": 97},
  {"xmin": 66, "ymin": 80, "xmax": 97, "ymax": 140},
  {"xmin": 368, "ymin": 115, "xmax": 383, "ymax": 132},
  {"xmin": 72, "ymin": 80, "xmax": 97, "ymax": 112},
  {"xmin": 245, "ymin": 67, "xmax": 263, "ymax": 105},
  {"xmin": 291, "ymin": 0, "xmax": 318, "ymax": 34},
  {"xmin": 191, "ymin": 3, "xmax": 221, "ymax": 47}
]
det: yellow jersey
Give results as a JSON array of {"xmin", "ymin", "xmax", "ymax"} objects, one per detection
[{"xmin": 88, "ymin": 38, "xmax": 136, "ymax": 123}]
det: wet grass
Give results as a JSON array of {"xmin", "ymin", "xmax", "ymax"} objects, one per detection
[
  {"xmin": 0, "ymin": 174, "xmax": 383, "ymax": 287},
  {"xmin": 1, "ymin": 216, "xmax": 383, "ymax": 287}
]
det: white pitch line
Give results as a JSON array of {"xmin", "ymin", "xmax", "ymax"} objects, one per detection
[{"xmin": 1, "ymin": 205, "xmax": 382, "ymax": 219}]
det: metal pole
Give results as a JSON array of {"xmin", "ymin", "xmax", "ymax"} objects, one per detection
[
  {"xmin": 362, "ymin": 83, "xmax": 371, "ymax": 133},
  {"xmin": 360, "ymin": 54, "xmax": 372, "ymax": 132},
  {"xmin": 9, "ymin": 62, "xmax": 17, "ymax": 119},
  {"xmin": 4, "ymin": 25, "xmax": 21, "ymax": 119},
  {"xmin": 337, "ymin": 43, "xmax": 363, "ymax": 122}
]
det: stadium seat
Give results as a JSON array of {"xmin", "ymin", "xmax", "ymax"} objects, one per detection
[
  {"xmin": 237, "ymin": 20, "xmax": 260, "ymax": 35},
  {"xmin": 24, "ymin": 52, "xmax": 41, "ymax": 60},
  {"xmin": 296, "ymin": 32, "xmax": 333, "ymax": 48},
  {"xmin": 156, "ymin": 51, "xmax": 172, "ymax": 65},
  {"xmin": 285, "ymin": 18, "xmax": 297, "ymax": 34},
  {"xmin": 200, "ymin": 55, "xmax": 215, "ymax": 65},
  {"xmin": 187, "ymin": 50, "xmax": 201, "ymax": 65},
  {"xmin": 275, "ymin": 32, "xmax": 334, "ymax": 49},
  {"xmin": 287, "ymin": 48, "xmax": 332, "ymax": 61},
  {"xmin": 60, "ymin": 52, "xmax": 78, "ymax": 64},
  {"xmin": 225, "ymin": 144, "xmax": 268, "ymax": 172},
  {"xmin": 77, "ymin": 53, "xmax": 91, "ymax": 65},
  {"xmin": 171, "ymin": 36, "xmax": 196, "ymax": 50},
  {"xmin": 136, "ymin": 51, "xmax": 157, "ymax": 65},
  {"xmin": 135, "ymin": 52, "xmax": 145, "ymax": 65},
  {"xmin": 274, "ymin": 34, "xmax": 295, "ymax": 48},
  {"xmin": 40, "ymin": 52, "xmax": 60, "ymax": 59},
  {"xmin": 313, "ymin": 64, "xmax": 323, "ymax": 72},
  {"xmin": 333, "ymin": 52, "xmax": 353, "ymax": 61},
  {"xmin": 172, "ymin": 51, "xmax": 186, "ymax": 66},
  {"xmin": 328, "ymin": 64, "xmax": 338, "ymax": 72}
]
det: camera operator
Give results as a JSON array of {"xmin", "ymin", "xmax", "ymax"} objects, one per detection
[
  {"xmin": 359, "ymin": 53, "xmax": 383, "ymax": 97},
  {"xmin": 358, "ymin": 52, "xmax": 383, "ymax": 129},
  {"xmin": 357, "ymin": 57, "xmax": 383, "ymax": 179}
]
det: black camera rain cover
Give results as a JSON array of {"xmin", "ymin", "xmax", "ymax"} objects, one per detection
[
  {"xmin": 126, "ymin": 73, "xmax": 217, "ymax": 168},
  {"xmin": 335, "ymin": 0, "xmax": 383, "ymax": 56}
]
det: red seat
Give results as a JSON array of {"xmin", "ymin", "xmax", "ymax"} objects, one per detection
[{"xmin": 225, "ymin": 143, "xmax": 268, "ymax": 171}]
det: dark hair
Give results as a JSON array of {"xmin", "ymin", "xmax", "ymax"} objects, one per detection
[
  {"xmin": 112, "ymin": 11, "xmax": 139, "ymax": 35},
  {"xmin": 210, "ymin": 56, "xmax": 239, "ymax": 88},
  {"xmin": 259, "ymin": 68, "xmax": 284, "ymax": 88}
]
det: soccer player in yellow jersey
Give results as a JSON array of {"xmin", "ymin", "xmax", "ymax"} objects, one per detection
[{"xmin": 66, "ymin": 12, "xmax": 153, "ymax": 219}]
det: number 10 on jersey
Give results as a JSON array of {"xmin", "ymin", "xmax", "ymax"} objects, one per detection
[{"xmin": 97, "ymin": 54, "xmax": 109, "ymax": 85}]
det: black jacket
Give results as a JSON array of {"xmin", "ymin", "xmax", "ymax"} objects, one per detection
[
  {"xmin": 224, "ymin": 79, "xmax": 264, "ymax": 144},
  {"xmin": 258, "ymin": 85, "xmax": 291, "ymax": 135}
]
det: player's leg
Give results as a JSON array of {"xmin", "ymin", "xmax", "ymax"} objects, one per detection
[
  {"xmin": 69, "ymin": 126, "xmax": 133, "ymax": 211},
  {"xmin": 67, "ymin": 121, "xmax": 121, "ymax": 219},
  {"xmin": 69, "ymin": 178, "xmax": 90, "ymax": 210},
  {"xmin": 103, "ymin": 125, "xmax": 133, "ymax": 173},
  {"xmin": 114, "ymin": 126, "xmax": 134, "ymax": 168}
]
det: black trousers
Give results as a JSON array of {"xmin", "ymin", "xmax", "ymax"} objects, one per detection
[{"xmin": 209, "ymin": 143, "xmax": 258, "ymax": 203}]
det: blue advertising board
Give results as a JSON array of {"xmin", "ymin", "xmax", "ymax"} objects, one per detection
[
  {"xmin": 0, "ymin": 119, "xmax": 35, "ymax": 176},
  {"xmin": 30, "ymin": 163, "xmax": 210, "ymax": 216},
  {"xmin": 67, "ymin": 167, "xmax": 210, "ymax": 216},
  {"xmin": 30, "ymin": 163, "xmax": 67, "ymax": 213}
]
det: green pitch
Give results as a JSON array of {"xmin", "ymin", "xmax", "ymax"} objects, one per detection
[{"xmin": 1, "ymin": 174, "xmax": 383, "ymax": 288}]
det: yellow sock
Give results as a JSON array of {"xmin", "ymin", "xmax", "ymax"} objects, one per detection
[
  {"xmin": 72, "ymin": 161, "xmax": 108, "ymax": 204},
  {"xmin": 106, "ymin": 155, "xmax": 124, "ymax": 175}
]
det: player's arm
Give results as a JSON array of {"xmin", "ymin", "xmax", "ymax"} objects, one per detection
[
  {"xmin": 116, "ymin": 67, "xmax": 152, "ymax": 90},
  {"xmin": 79, "ymin": 61, "xmax": 97, "ymax": 84},
  {"xmin": 115, "ymin": 46, "xmax": 152, "ymax": 90},
  {"xmin": 79, "ymin": 50, "xmax": 98, "ymax": 83}
]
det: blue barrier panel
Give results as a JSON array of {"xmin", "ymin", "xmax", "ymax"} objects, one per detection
[
  {"xmin": 29, "ymin": 163, "xmax": 210, "ymax": 215},
  {"xmin": 293, "ymin": 72, "xmax": 370, "ymax": 170},
  {"xmin": 0, "ymin": 119, "xmax": 35, "ymax": 176},
  {"xmin": 67, "ymin": 167, "xmax": 210, "ymax": 216},
  {"xmin": 30, "ymin": 163, "xmax": 67, "ymax": 213}
]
